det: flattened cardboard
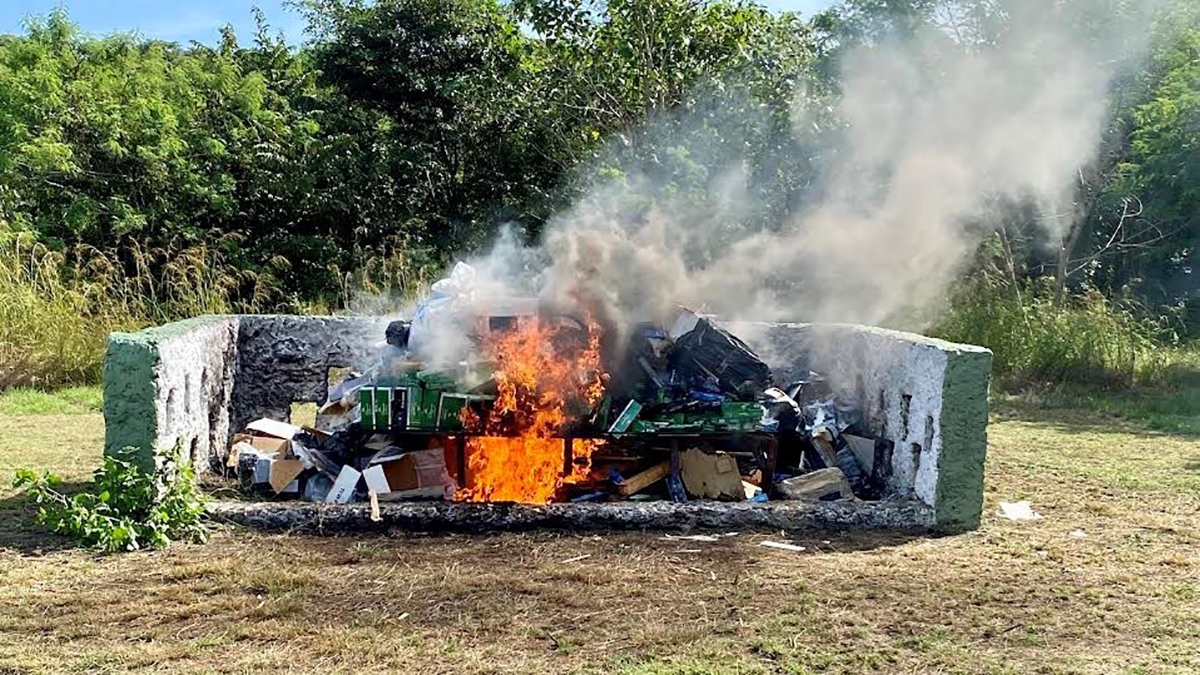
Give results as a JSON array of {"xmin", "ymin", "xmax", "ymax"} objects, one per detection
[
  {"xmin": 268, "ymin": 459, "xmax": 305, "ymax": 494},
  {"xmin": 376, "ymin": 486, "xmax": 447, "ymax": 501},
  {"xmin": 228, "ymin": 440, "xmax": 254, "ymax": 468},
  {"xmin": 244, "ymin": 418, "xmax": 302, "ymax": 440},
  {"xmin": 843, "ymin": 434, "xmax": 877, "ymax": 475},
  {"xmin": 362, "ymin": 434, "xmax": 391, "ymax": 452},
  {"xmin": 247, "ymin": 435, "xmax": 290, "ymax": 454},
  {"xmin": 302, "ymin": 426, "xmax": 332, "ymax": 442},
  {"xmin": 228, "ymin": 433, "xmax": 291, "ymax": 468},
  {"xmin": 669, "ymin": 307, "xmax": 701, "ymax": 340},
  {"xmin": 363, "ymin": 448, "xmax": 452, "ymax": 500},
  {"xmin": 362, "ymin": 464, "xmax": 390, "ymax": 495},
  {"xmin": 679, "ymin": 448, "xmax": 744, "ymax": 501}
]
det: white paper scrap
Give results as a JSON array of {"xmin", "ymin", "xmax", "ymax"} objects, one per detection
[
  {"xmin": 999, "ymin": 501, "xmax": 1043, "ymax": 521},
  {"xmin": 759, "ymin": 541, "xmax": 806, "ymax": 553}
]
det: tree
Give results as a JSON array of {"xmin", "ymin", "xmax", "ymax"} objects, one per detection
[{"xmin": 302, "ymin": 0, "xmax": 555, "ymax": 252}]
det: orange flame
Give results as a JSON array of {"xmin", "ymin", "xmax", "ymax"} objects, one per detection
[{"xmin": 455, "ymin": 317, "xmax": 606, "ymax": 504}]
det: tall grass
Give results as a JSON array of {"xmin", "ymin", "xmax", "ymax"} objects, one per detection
[
  {"xmin": 0, "ymin": 231, "xmax": 437, "ymax": 389},
  {"xmin": 935, "ymin": 274, "xmax": 1186, "ymax": 389},
  {"xmin": 0, "ymin": 232, "xmax": 275, "ymax": 388},
  {"xmin": 330, "ymin": 245, "xmax": 439, "ymax": 315}
]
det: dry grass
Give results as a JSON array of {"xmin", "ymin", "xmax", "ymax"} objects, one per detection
[
  {"xmin": 0, "ymin": 234, "xmax": 276, "ymax": 388},
  {"xmin": 1, "ymin": 402, "xmax": 1198, "ymax": 674}
]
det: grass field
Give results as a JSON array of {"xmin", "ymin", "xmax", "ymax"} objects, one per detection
[{"xmin": 0, "ymin": 387, "xmax": 1198, "ymax": 674}]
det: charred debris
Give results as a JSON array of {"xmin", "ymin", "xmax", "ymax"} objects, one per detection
[{"xmin": 230, "ymin": 263, "xmax": 894, "ymax": 507}]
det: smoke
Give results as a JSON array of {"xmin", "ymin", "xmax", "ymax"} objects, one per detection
[{"xmin": 453, "ymin": 0, "xmax": 1162, "ymax": 339}]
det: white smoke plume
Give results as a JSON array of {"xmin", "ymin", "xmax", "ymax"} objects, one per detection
[{"xmin": 453, "ymin": 0, "xmax": 1162, "ymax": 339}]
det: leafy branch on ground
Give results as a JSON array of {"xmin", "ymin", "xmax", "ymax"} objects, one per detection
[{"xmin": 11, "ymin": 443, "xmax": 208, "ymax": 553}]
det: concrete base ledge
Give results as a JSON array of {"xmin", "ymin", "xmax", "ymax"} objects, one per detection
[{"xmin": 207, "ymin": 499, "xmax": 936, "ymax": 534}]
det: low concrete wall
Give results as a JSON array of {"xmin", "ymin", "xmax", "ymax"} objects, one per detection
[
  {"xmin": 735, "ymin": 323, "xmax": 992, "ymax": 530},
  {"xmin": 230, "ymin": 315, "xmax": 387, "ymax": 437},
  {"xmin": 104, "ymin": 316, "xmax": 238, "ymax": 472},
  {"xmin": 105, "ymin": 314, "xmax": 384, "ymax": 472},
  {"xmin": 209, "ymin": 498, "xmax": 935, "ymax": 534},
  {"xmin": 105, "ymin": 316, "xmax": 991, "ymax": 530}
]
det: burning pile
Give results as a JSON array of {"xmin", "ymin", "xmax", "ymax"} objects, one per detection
[
  {"xmin": 229, "ymin": 262, "xmax": 895, "ymax": 507},
  {"xmin": 457, "ymin": 316, "xmax": 605, "ymax": 503}
]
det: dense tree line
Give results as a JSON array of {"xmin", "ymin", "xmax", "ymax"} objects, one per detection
[{"xmin": 0, "ymin": 0, "xmax": 1197, "ymax": 331}]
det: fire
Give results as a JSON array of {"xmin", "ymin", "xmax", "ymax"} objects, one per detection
[{"xmin": 455, "ymin": 317, "xmax": 606, "ymax": 503}]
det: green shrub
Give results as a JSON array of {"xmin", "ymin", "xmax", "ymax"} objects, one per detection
[
  {"xmin": 935, "ymin": 275, "xmax": 1179, "ymax": 388},
  {"xmin": 12, "ymin": 444, "xmax": 208, "ymax": 553}
]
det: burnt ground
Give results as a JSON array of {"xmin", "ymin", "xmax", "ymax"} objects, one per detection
[{"xmin": 0, "ymin": 399, "xmax": 1198, "ymax": 674}]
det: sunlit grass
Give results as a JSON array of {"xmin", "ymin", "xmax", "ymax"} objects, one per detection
[
  {"xmin": 0, "ymin": 397, "xmax": 1197, "ymax": 673},
  {"xmin": 0, "ymin": 385, "xmax": 103, "ymax": 416}
]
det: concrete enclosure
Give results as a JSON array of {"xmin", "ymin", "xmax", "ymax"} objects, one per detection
[
  {"xmin": 104, "ymin": 315, "xmax": 992, "ymax": 530},
  {"xmin": 105, "ymin": 315, "xmax": 384, "ymax": 473}
]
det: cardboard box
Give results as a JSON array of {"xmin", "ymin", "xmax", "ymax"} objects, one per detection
[
  {"xmin": 359, "ymin": 386, "xmax": 409, "ymax": 431},
  {"xmin": 326, "ymin": 465, "xmax": 362, "ymax": 504},
  {"xmin": 244, "ymin": 418, "xmax": 302, "ymax": 440},
  {"xmin": 679, "ymin": 448, "xmax": 744, "ymax": 501},
  {"xmin": 362, "ymin": 448, "xmax": 453, "ymax": 501},
  {"xmin": 315, "ymin": 400, "xmax": 359, "ymax": 432},
  {"xmin": 435, "ymin": 392, "xmax": 492, "ymax": 431},
  {"xmin": 268, "ymin": 459, "xmax": 305, "ymax": 494},
  {"xmin": 227, "ymin": 431, "xmax": 293, "ymax": 469}
]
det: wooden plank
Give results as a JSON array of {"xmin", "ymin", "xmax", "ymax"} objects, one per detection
[
  {"xmin": 777, "ymin": 468, "xmax": 852, "ymax": 501},
  {"xmin": 615, "ymin": 461, "xmax": 671, "ymax": 496}
]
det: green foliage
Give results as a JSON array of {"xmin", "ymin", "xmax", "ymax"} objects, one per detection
[
  {"xmin": 1090, "ymin": 2, "xmax": 1200, "ymax": 328},
  {"xmin": 0, "ymin": 229, "xmax": 273, "ymax": 387},
  {"xmin": 11, "ymin": 443, "xmax": 207, "ymax": 553},
  {"xmin": 936, "ymin": 273, "xmax": 1177, "ymax": 388},
  {"xmin": 512, "ymin": 0, "xmax": 822, "ymax": 237},
  {"xmin": 0, "ymin": 1, "xmax": 1198, "ymax": 395}
]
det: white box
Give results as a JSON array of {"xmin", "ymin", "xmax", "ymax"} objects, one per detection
[{"xmin": 326, "ymin": 465, "xmax": 362, "ymax": 504}]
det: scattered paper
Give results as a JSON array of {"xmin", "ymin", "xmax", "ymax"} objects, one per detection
[
  {"xmin": 759, "ymin": 540, "xmax": 806, "ymax": 553},
  {"xmin": 663, "ymin": 534, "xmax": 721, "ymax": 542},
  {"xmin": 999, "ymin": 501, "xmax": 1043, "ymax": 521},
  {"xmin": 559, "ymin": 554, "xmax": 592, "ymax": 564},
  {"xmin": 244, "ymin": 418, "xmax": 302, "ymax": 440},
  {"xmin": 1069, "ymin": 529, "xmax": 1087, "ymax": 539}
]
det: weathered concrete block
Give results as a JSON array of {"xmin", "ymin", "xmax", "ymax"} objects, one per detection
[
  {"xmin": 104, "ymin": 314, "xmax": 386, "ymax": 473},
  {"xmin": 230, "ymin": 315, "xmax": 387, "ymax": 434},
  {"xmin": 733, "ymin": 322, "xmax": 993, "ymax": 531},
  {"xmin": 104, "ymin": 316, "xmax": 238, "ymax": 472},
  {"xmin": 207, "ymin": 498, "xmax": 936, "ymax": 534}
]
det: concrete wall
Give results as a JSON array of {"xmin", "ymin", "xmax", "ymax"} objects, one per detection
[
  {"xmin": 230, "ymin": 315, "xmax": 387, "ymax": 436},
  {"xmin": 734, "ymin": 322, "xmax": 993, "ymax": 531},
  {"xmin": 106, "ymin": 316, "xmax": 990, "ymax": 530},
  {"xmin": 104, "ymin": 316, "xmax": 238, "ymax": 472},
  {"xmin": 105, "ymin": 314, "xmax": 384, "ymax": 472}
]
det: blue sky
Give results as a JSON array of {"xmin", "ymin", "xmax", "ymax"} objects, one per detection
[{"xmin": 1, "ymin": 0, "xmax": 837, "ymax": 44}]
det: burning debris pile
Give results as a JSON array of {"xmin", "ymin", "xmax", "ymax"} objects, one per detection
[{"xmin": 230, "ymin": 263, "xmax": 894, "ymax": 507}]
